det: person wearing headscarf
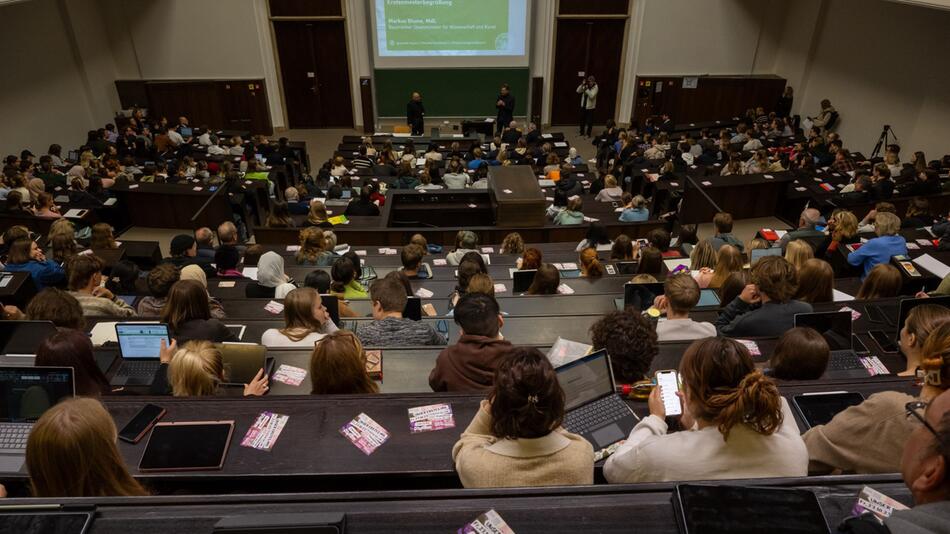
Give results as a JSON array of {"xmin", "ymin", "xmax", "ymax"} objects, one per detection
[
  {"xmin": 180, "ymin": 264, "xmax": 227, "ymax": 320},
  {"xmin": 245, "ymin": 251, "xmax": 296, "ymax": 299}
]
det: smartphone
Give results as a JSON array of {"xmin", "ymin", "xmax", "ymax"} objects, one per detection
[
  {"xmin": 655, "ymin": 370, "xmax": 682, "ymax": 416},
  {"xmin": 605, "ymin": 264, "xmax": 617, "ymax": 275},
  {"xmin": 852, "ymin": 334, "xmax": 870, "ymax": 354},
  {"xmin": 118, "ymin": 404, "xmax": 166, "ymax": 444},
  {"xmin": 869, "ymin": 330, "xmax": 899, "ymax": 353}
]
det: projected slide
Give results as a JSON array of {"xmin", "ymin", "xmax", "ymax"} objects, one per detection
[{"xmin": 375, "ymin": 0, "xmax": 527, "ymax": 57}]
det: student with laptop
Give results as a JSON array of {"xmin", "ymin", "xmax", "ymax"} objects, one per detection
[
  {"xmin": 261, "ymin": 287, "xmax": 338, "ymax": 348},
  {"xmin": 356, "ymin": 277, "xmax": 446, "ymax": 347},
  {"xmin": 716, "ymin": 256, "xmax": 813, "ymax": 337},
  {"xmin": 36, "ymin": 329, "xmax": 110, "ymax": 397},
  {"xmin": 161, "ymin": 280, "xmax": 238, "ymax": 344},
  {"xmin": 589, "ymin": 310, "xmax": 658, "ymax": 383},
  {"xmin": 652, "ymin": 274, "xmax": 717, "ymax": 342},
  {"xmin": 452, "ymin": 347, "xmax": 594, "ymax": 488},
  {"xmin": 25, "ymin": 398, "xmax": 148, "ymax": 497},
  {"xmin": 803, "ymin": 321, "xmax": 950, "ymax": 475},
  {"xmin": 604, "ymin": 337, "xmax": 807, "ymax": 483},
  {"xmin": 766, "ymin": 327, "xmax": 830, "ymax": 380},
  {"xmin": 65, "ymin": 254, "xmax": 136, "ymax": 318},
  {"xmin": 151, "ymin": 340, "xmax": 268, "ymax": 397},
  {"xmin": 429, "ymin": 294, "xmax": 513, "ymax": 393}
]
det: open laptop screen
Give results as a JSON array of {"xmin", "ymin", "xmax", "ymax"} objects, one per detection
[
  {"xmin": 0, "ymin": 321, "xmax": 58, "ymax": 356},
  {"xmin": 793, "ymin": 311, "xmax": 851, "ymax": 351},
  {"xmin": 116, "ymin": 324, "xmax": 170, "ymax": 359},
  {"xmin": 0, "ymin": 366, "xmax": 74, "ymax": 423},
  {"xmin": 556, "ymin": 349, "xmax": 614, "ymax": 411}
]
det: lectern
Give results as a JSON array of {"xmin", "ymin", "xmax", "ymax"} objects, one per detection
[{"xmin": 488, "ymin": 166, "xmax": 547, "ymax": 227}]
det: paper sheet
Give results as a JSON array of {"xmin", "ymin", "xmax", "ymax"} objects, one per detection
[
  {"xmin": 241, "ymin": 267, "xmax": 258, "ymax": 281},
  {"xmin": 913, "ymin": 254, "xmax": 950, "ymax": 279},
  {"xmin": 833, "ymin": 289, "xmax": 855, "ymax": 302}
]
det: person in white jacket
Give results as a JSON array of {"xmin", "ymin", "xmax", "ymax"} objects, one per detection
[
  {"xmin": 604, "ymin": 337, "xmax": 808, "ymax": 483},
  {"xmin": 576, "ymin": 76, "xmax": 598, "ymax": 138}
]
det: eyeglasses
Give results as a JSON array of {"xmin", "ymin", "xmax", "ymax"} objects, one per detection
[{"xmin": 906, "ymin": 401, "xmax": 947, "ymax": 454}]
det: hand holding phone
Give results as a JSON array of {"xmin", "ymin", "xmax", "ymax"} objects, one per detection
[{"xmin": 654, "ymin": 370, "xmax": 682, "ymax": 417}]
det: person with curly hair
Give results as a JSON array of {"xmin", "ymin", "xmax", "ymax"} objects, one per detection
[{"xmin": 589, "ymin": 310, "xmax": 658, "ymax": 383}]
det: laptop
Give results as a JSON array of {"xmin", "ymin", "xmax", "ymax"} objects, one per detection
[
  {"xmin": 556, "ymin": 349, "xmax": 639, "ymax": 449},
  {"xmin": 697, "ymin": 288, "xmax": 721, "ymax": 308},
  {"xmin": 216, "ymin": 343, "xmax": 270, "ymax": 386},
  {"xmin": 616, "ymin": 261, "xmax": 638, "ymax": 275},
  {"xmin": 793, "ymin": 311, "xmax": 869, "ymax": 378},
  {"xmin": 403, "ymin": 296, "xmax": 422, "ymax": 321},
  {"xmin": 513, "ymin": 269, "xmax": 537, "ymax": 293},
  {"xmin": 619, "ymin": 282, "xmax": 664, "ymax": 311},
  {"xmin": 110, "ymin": 323, "xmax": 170, "ymax": 387},
  {"xmin": 320, "ymin": 294, "xmax": 342, "ymax": 327},
  {"xmin": 750, "ymin": 247, "xmax": 782, "ymax": 264},
  {"xmin": 0, "ymin": 366, "xmax": 75, "ymax": 473},
  {"xmin": 0, "ymin": 321, "xmax": 58, "ymax": 357}
]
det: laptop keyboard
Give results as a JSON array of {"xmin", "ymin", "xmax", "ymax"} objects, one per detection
[
  {"xmin": 116, "ymin": 360, "xmax": 159, "ymax": 378},
  {"xmin": 828, "ymin": 351, "xmax": 863, "ymax": 371},
  {"xmin": 0, "ymin": 423, "xmax": 31, "ymax": 451},
  {"xmin": 564, "ymin": 395, "xmax": 631, "ymax": 435}
]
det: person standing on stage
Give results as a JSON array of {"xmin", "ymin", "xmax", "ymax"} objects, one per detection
[
  {"xmin": 495, "ymin": 84, "xmax": 515, "ymax": 135},
  {"xmin": 407, "ymin": 92, "xmax": 425, "ymax": 136},
  {"xmin": 576, "ymin": 75, "xmax": 598, "ymax": 138}
]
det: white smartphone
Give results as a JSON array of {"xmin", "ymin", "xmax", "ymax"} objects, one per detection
[
  {"xmin": 655, "ymin": 370, "xmax": 682, "ymax": 416},
  {"xmin": 605, "ymin": 264, "xmax": 616, "ymax": 275}
]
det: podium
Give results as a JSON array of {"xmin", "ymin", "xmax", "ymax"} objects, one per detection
[{"xmin": 488, "ymin": 166, "xmax": 546, "ymax": 227}]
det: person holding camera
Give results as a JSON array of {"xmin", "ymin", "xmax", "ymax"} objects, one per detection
[{"xmin": 576, "ymin": 75, "xmax": 598, "ymax": 138}]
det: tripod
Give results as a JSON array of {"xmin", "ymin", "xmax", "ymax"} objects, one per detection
[{"xmin": 870, "ymin": 124, "xmax": 898, "ymax": 159}]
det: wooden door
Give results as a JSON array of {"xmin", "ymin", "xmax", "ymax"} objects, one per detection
[
  {"xmin": 273, "ymin": 20, "xmax": 354, "ymax": 128},
  {"xmin": 218, "ymin": 80, "xmax": 273, "ymax": 135},
  {"xmin": 550, "ymin": 18, "xmax": 626, "ymax": 126}
]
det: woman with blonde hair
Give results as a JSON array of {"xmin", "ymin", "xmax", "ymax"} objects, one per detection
[
  {"xmin": 707, "ymin": 244, "xmax": 743, "ymax": 289},
  {"xmin": 47, "ymin": 218, "xmax": 76, "ymax": 243},
  {"xmin": 819, "ymin": 210, "xmax": 859, "ymax": 259},
  {"xmin": 25, "ymin": 397, "xmax": 148, "ymax": 497},
  {"xmin": 261, "ymin": 287, "xmax": 338, "ymax": 347},
  {"xmin": 310, "ymin": 331, "xmax": 379, "ymax": 394},
  {"xmin": 784, "ymin": 240, "xmax": 814, "ymax": 272},
  {"xmin": 296, "ymin": 227, "xmax": 333, "ymax": 266},
  {"xmin": 689, "ymin": 239, "xmax": 717, "ymax": 272},
  {"xmin": 158, "ymin": 340, "xmax": 268, "ymax": 396},
  {"xmin": 89, "ymin": 223, "xmax": 118, "ymax": 250},
  {"xmin": 856, "ymin": 264, "xmax": 903, "ymax": 300},
  {"xmin": 595, "ymin": 175, "xmax": 623, "ymax": 202},
  {"xmin": 501, "ymin": 232, "xmax": 524, "ymax": 255},
  {"xmin": 305, "ymin": 200, "xmax": 332, "ymax": 228}
]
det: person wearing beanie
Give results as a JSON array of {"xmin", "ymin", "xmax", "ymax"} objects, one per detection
[{"xmin": 161, "ymin": 234, "xmax": 215, "ymax": 278}]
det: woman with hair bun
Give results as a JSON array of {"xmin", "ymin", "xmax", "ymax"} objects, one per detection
[
  {"xmin": 452, "ymin": 347, "xmax": 594, "ymax": 488},
  {"xmin": 604, "ymin": 337, "xmax": 807, "ymax": 483}
]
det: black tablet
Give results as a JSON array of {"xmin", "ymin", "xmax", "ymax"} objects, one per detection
[
  {"xmin": 139, "ymin": 421, "xmax": 234, "ymax": 472},
  {"xmin": 0, "ymin": 510, "xmax": 94, "ymax": 534},
  {"xmin": 792, "ymin": 392, "xmax": 865, "ymax": 429},
  {"xmin": 672, "ymin": 484, "xmax": 829, "ymax": 534}
]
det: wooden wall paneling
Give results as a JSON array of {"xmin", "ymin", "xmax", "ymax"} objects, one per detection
[{"xmin": 144, "ymin": 81, "xmax": 224, "ymax": 129}]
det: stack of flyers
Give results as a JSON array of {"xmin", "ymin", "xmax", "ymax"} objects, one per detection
[
  {"xmin": 340, "ymin": 413, "xmax": 390, "ymax": 455},
  {"xmin": 458, "ymin": 510, "xmax": 515, "ymax": 534},
  {"xmin": 408, "ymin": 403, "xmax": 455, "ymax": 433},
  {"xmin": 264, "ymin": 300, "xmax": 284, "ymax": 314},
  {"xmin": 735, "ymin": 339, "xmax": 762, "ymax": 357},
  {"xmin": 860, "ymin": 356, "xmax": 890, "ymax": 376},
  {"xmin": 272, "ymin": 364, "xmax": 307, "ymax": 386},
  {"xmin": 240, "ymin": 411, "xmax": 289, "ymax": 452},
  {"xmin": 852, "ymin": 486, "xmax": 908, "ymax": 523}
]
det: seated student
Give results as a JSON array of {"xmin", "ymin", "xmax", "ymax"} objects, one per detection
[
  {"xmin": 524, "ymin": 263, "xmax": 561, "ymax": 295},
  {"xmin": 618, "ymin": 193, "xmax": 650, "ymax": 222},
  {"xmin": 179, "ymin": 265, "xmax": 226, "ymax": 321},
  {"xmin": 105, "ymin": 260, "xmax": 144, "ymax": 297},
  {"xmin": 261, "ymin": 287, "xmax": 338, "ymax": 348},
  {"xmin": 856, "ymin": 264, "xmax": 903, "ymax": 300},
  {"xmin": 604, "ymin": 337, "xmax": 807, "ymax": 483},
  {"xmin": 194, "ymin": 227, "xmax": 216, "ymax": 258},
  {"xmin": 330, "ymin": 256, "xmax": 368, "ymax": 300},
  {"xmin": 778, "ymin": 208, "xmax": 824, "ymax": 249},
  {"xmin": 707, "ymin": 244, "xmax": 743, "ymax": 290},
  {"xmin": 575, "ymin": 222, "xmax": 612, "ymax": 252},
  {"xmin": 33, "ymin": 192, "xmax": 62, "ymax": 219},
  {"xmin": 36, "ymin": 329, "xmax": 110, "ymax": 397},
  {"xmin": 817, "ymin": 209, "xmax": 859, "ymax": 260},
  {"xmin": 310, "ymin": 331, "xmax": 379, "ymax": 394},
  {"xmin": 847, "ymin": 211, "xmax": 908, "ymax": 278},
  {"xmin": 500, "ymin": 232, "xmax": 524, "ymax": 255},
  {"xmin": 446, "ymin": 230, "xmax": 479, "ymax": 265},
  {"xmin": 636, "ymin": 247, "xmax": 664, "ymax": 277},
  {"xmin": 895, "ymin": 305, "xmax": 950, "ymax": 378},
  {"xmin": 793, "ymin": 258, "xmax": 834, "ymax": 304},
  {"xmin": 579, "ymin": 248, "xmax": 605, "ymax": 278},
  {"xmin": 25, "ymin": 288, "xmax": 85, "ymax": 330},
  {"xmin": 66, "ymin": 254, "xmax": 136, "ymax": 317},
  {"xmin": 162, "ymin": 234, "xmax": 215, "ymax": 278},
  {"xmin": 2, "ymin": 238, "xmax": 65, "ymax": 291},
  {"xmin": 356, "ymin": 276, "xmax": 446, "ymax": 346},
  {"xmin": 401, "ymin": 243, "xmax": 432, "ymax": 279},
  {"xmin": 594, "ymin": 175, "xmax": 623, "ymax": 202},
  {"xmin": 304, "ymin": 201, "xmax": 333, "ymax": 228},
  {"xmin": 767, "ymin": 327, "xmax": 830, "ymax": 380},
  {"xmin": 265, "ymin": 201, "xmax": 295, "ymax": 228},
  {"xmin": 442, "ymin": 158, "xmax": 471, "ymax": 189},
  {"xmin": 295, "ymin": 227, "xmax": 334, "ymax": 266},
  {"xmin": 784, "ymin": 239, "xmax": 814, "ymax": 272},
  {"xmin": 804, "ymin": 320, "xmax": 950, "ymax": 475},
  {"xmin": 429, "ymin": 294, "xmax": 513, "ymax": 392},
  {"xmin": 23, "ymin": 398, "xmax": 148, "ymax": 497},
  {"xmin": 589, "ymin": 309, "xmax": 658, "ymax": 383},
  {"xmin": 517, "ymin": 247, "xmax": 542, "ymax": 270},
  {"xmin": 137, "ymin": 263, "xmax": 179, "ymax": 317},
  {"xmin": 245, "ymin": 251, "xmax": 296, "ymax": 299},
  {"xmin": 150, "ymin": 339, "xmax": 268, "ymax": 396},
  {"xmin": 716, "ymin": 256, "xmax": 813, "ymax": 337},
  {"xmin": 553, "ymin": 197, "xmax": 584, "ymax": 225},
  {"xmin": 304, "ymin": 269, "xmax": 331, "ymax": 293},
  {"xmin": 611, "ymin": 235, "xmax": 635, "ymax": 261},
  {"xmin": 652, "ymin": 274, "xmax": 717, "ymax": 341},
  {"xmin": 344, "ymin": 186, "xmax": 381, "ymax": 217},
  {"xmin": 89, "ymin": 223, "xmax": 119, "ymax": 251},
  {"xmin": 161, "ymin": 280, "xmax": 237, "ymax": 344},
  {"xmin": 283, "ymin": 186, "xmax": 311, "ymax": 215},
  {"xmin": 449, "ymin": 258, "xmax": 486, "ymax": 308},
  {"xmin": 214, "ymin": 245, "xmax": 244, "ymax": 278},
  {"xmin": 452, "ymin": 347, "xmax": 594, "ymax": 488}
]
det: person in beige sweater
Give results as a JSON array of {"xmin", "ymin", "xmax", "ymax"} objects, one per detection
[
  {"xmin": 804, "ymin": 320, "xmax": 950, "ymax": 474},
  {"xmin": 452, "ymin": 347, "xmax": 594, "ymax": 488},
  {"xmin": 604, "ymin": 337, "xmax": 808, "ymax": 483}
]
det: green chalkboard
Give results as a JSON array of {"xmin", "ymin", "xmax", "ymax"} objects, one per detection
[{"xmin": 374, "ymin": 67, "xmax": 529, "ymax": 118}]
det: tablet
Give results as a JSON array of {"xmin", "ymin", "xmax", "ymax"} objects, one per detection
[
  {"xmin": 139, "ymin": 421, "xmax": 234, "ymax": 472},
  {"xmin": 792, "ymin": 392, "xmax": 865, "ymax": 429},
  {"xmin": 672, "ymin": 484, "xmax": 829, "ymax": 534},
  {"xmin": 0, "ymin": 511, "xmax": 94, "ymax": 534}
]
